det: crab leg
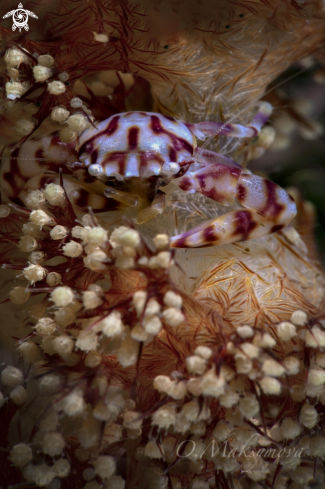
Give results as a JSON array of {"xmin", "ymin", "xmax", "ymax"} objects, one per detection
[
  {"xmin": 188, "ymin": 102, "xmax": 272, "ymax": 140},
  {"xmin": 194, "ymin": 147, "xmax": 243, "ymax": 169},
  {"xmin": 0, "ymin": 135, "xmax": 77, "ymax": 205},
  {"xmin": 170, "ymin": 163, "xmax": 296, "ymax": 248}
]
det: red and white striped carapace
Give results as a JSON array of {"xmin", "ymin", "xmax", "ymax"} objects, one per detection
[
  {"xmin": 76, "ymin": 105, "xmax": 271, "ymax": 181},
  {"xmin": 0, "ymin": 104, "xmax": 297, "ymax": 248},
  {"xmin": 77, "ymin": 111, "xmax": 196, "ymax": 180}
]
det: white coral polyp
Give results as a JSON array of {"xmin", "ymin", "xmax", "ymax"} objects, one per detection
[
  {"xmin": 142, "ymin": 315, "xmax": 162, "ymax": 335},
  {"xmin": 152, "ymin": 405, "xmax": 176, "ymax": 430},
  {"xmin": 10, "ymin": 443, "xmax": 33, "ymax": 468},
  {"xmin": 51, "ymin": 106, "xmax": 70, "ymax": 123},
  {"xmin": 44, "ymin": 183, "xmax": 65, "ymax": 205},
  {"xmin": 62, "ymin": 389, "xmax": 86, "ymax": 417},
  {"xmin": 1, "ymin": 366, "xmax": 23, "ymax": 388},
  {"xmin": 18, "ymin": 236, "xmax": 38, "ymax": 252},
  {"xmin": 51, "ymin": 286, "xmax": 74, "ymax": 307},
  {"xmin": 6, "ymin": 81, "xmax": 26, "ymax": 100},
  {"xmin": 38, "ymin": 54, "xmax": 55, "ymax": 67},
  {"xmin": 47, "ymin": 80, "xmax": 66, "ymax": 95},
  {"xmin": 87, "ymin": 227, "xmax": 108, "ymax": 246},
  {"xmin": 26, "ymin": 190, "xmax": 45, "ymax": 209},
  {"xmin": 41, "ymin": 432, "xmax": 65, "ymax": 457},
  {"xmin": 84, "ymin": 351, "xmax": 101, "ymax": 368},
  {"xmin": 35, "ymin": 317, "xmax": 57, "ymax": 335},
  {"xmin": 9, "ymin": 287, "xmax": 30, "ymax": 305},
  {"xmin": 0, "ymin": 204, "xmax": 10, "ymax": 218},
  {"xmin": 54, "ymin": 307, "xmax": 76, "ymax": 327},
  {"xmin": 70, "ymin": 97, "xmax": 83, "ymax": 108},
  {"xmin": 66, "ymin": 114, "xmax": 88, "ymax": 132},
  {"xmin": 72, "ymin": 225, "xmax": 89, "ymax": 241},
  {"xmin": 101, "ymin": 311, "xmax": 124, "ymax": 338},
  {"xmin": 163, "ymin": 291, "xmax": 182, "ymax": 309},
  {"xmin": 277, "ymin": 321, "xmax": 296, "ymax": 341},
  {"xmin": 259, "ymin": 376, "xmax": 281, "ymax": 395},
  {"xmin": 76, "ymin": 331, "xmax": 98, "ymax": 352},
  {"xmin": 62, "ymin": 240, "xmax": 83, "ymax": 257},
  {"xmin": 10, "ymin": 386, "xmax": 28, "ymax": 405},
  {"xmin": 29, "ymin": 251, "xmax": 46, "ymax": 265},
  {"xmin": 93, "ymin": 455, "xmax": 116, "ymax": 480},
  {"xmin": 162, "ymin": 307, "xmax": 184, "ymax": 326},
  {"xmin": 46, "ymin": 272, "xmax": 62, "ymax": 286},
  {"xmin": 23, "ymin": 264, "xmax": 47, "ymax": 284},
  {"xmin": 299, "ymin": 403, "xmax": 318, "ymax": 429},
  {"xmin": 33, "ymin": 65, "xmax": 52, "ymax": 82},
  {"xmin": 200, "ymin": 368, "xmax": 225, "ymax": 398},
  {"xmin": 153, "ymin": 233, "xmax": 169, "ymax": 250},
  {"xmin": 117, "ymin": 328, "xmax": 139, "ymax": 367},
  {"xmin": 83, "ymin": 290, "xmax": 103, "ymax": 310},
  {"xmin": 52, "ymin": 335, "xmax": 74, "ymax": 357},
  {"xmin": 132, "ymin": 291, "xmax": 147, "ymax": 317},
  {"xmin": 30, "ymin": 210, "xmax": 54, "ymax": 229},
  {"xmin": 5, "ymin": 48, "xmax": 27, "ymax": 67},
  {"xmin": 148, "ymin": 251, "xmax": 172, "ymax": 269},
  {"xmin": 262, "ymin": 359, "xmax": 285, "ymax": 377},
  {"xmin": 84, "ymin": 250, "xmax": 108, "ymax": 270},
  {"xmin": 110, "ymin": 226, "xmax": 140, "ymax": 248}
]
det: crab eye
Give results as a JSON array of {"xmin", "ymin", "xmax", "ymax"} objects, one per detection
[
  {"xmin": 88, "ymin": 164, "xmax": 103, "ymax": 177},
  {"xmin": 161, "ymin": 162, "xmax": 180, "ymax": 175}
]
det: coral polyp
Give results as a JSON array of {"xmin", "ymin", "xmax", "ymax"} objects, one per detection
[{"xmin": 0, "ymin": 169, "xmax": 324, "ymax": 488}]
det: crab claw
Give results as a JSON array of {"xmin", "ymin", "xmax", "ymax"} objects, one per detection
[
  {"xmin": 188, "ymin": 102, "xmax": 272, "ymax": 140},
  {"xmin": 171, "ymin": 159, "xmax": 296, "ymax": 248}
]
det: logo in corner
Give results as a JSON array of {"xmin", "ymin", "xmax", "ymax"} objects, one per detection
[{"xmin": 3, "ymin": 3, "xmax": 38, "ymax": 32}]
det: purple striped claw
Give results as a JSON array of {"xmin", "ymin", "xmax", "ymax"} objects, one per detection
[
  {"xmin": 170, "ymin": 165, "xmax": 296, "ymax": 248},
  {"xmin": 188, "ymin": 102, "xmax": 272, "ymax": 139}
]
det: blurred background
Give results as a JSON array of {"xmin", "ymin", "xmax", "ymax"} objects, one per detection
[{"xmin": 250, "ymin": 60, "xmax": 325, "ymax": 262}]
